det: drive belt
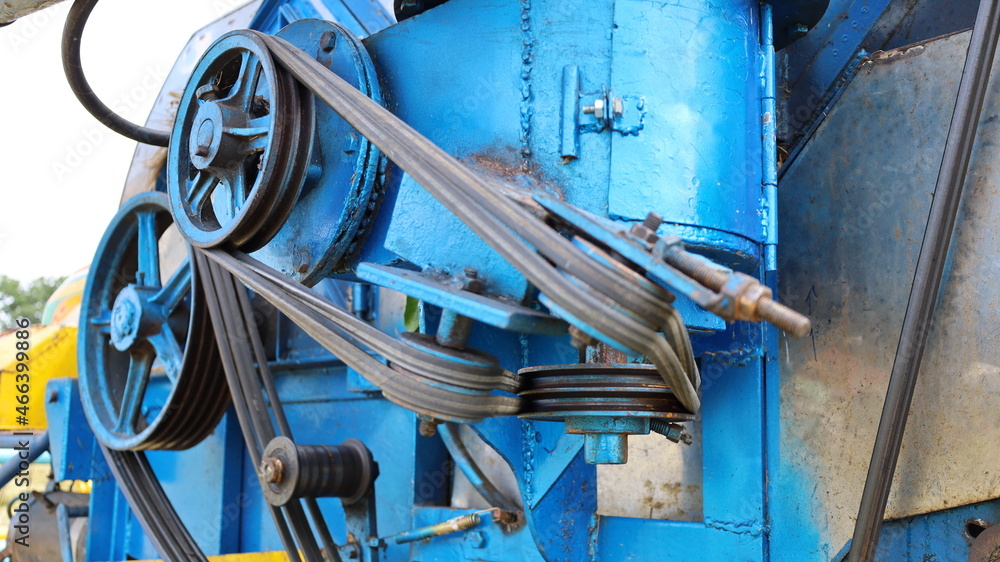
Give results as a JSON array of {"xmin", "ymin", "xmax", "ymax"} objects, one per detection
[
  {"xmin": 252, "ymin": 31, "xmax": 702, "ymax": 413},
  {"xmin": 99, "ymin": 446, "xmax": 208, "ymax": 561}
]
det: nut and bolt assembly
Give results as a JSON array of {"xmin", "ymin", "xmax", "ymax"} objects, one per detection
[{"xmin": 633, "ymin": 211, "xmax": 811, "ymax": 337}]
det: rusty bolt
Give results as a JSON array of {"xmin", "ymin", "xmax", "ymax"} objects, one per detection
[
  {"xmin": 259, "ymin": 456, "xmax": 284, "ymax": 484},
  {"xmin": 650, "ymin": 419, "xmax": 693, "ymax": 445},
  {"xmin": 628, "ymin": 223, "xmax": 659, "ymax": 246},
  {"xmin": 461, "ymin": 268, "xmax": 484, "ymax": 294},
  {"xmin": 419, "ymin": 418, "xmax": 439, "ymax": 437},
  {"xmin": 194, "ymin": 144, "xmax": 211, "ymax": 157},
  {"xmin": 47, "ymin": 390, "xmax": 59, "ymax": 403},
  {"xmin": 320, "ymin": 31, "xmax": 337, "ymax": 53},
  {"xmin": 727, "ymin": 273, "xmax": 773, "ymax": 323}
]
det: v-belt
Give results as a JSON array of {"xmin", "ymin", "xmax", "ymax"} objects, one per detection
[
  {"xmin": 248, "ymin": 31, "xmax": 701, "ymax": 413},
  {"xmin": 99, "ymin": 445, "xmax": 209, "ymax": 562},
  {"xmin": 202, "ymin": 249, "xmax": 521, "ymax": 422}
]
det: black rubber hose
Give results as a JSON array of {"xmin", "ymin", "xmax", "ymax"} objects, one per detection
[
  {"xmin": 848, "ymin": 0, "xmax": 1000, "ymax": 559},
  {"xmin": 61, "ymin": 0, "xmax": 170, "ymax": 146}
]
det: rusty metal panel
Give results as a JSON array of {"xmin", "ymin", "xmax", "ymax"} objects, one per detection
[
  {"xmin": 777, "ymin": 29, "xmax": 1000, "ymax": 555},
  {"xmin": 597, "ymin": 428, "xmax": 704, "ymax": 522}
]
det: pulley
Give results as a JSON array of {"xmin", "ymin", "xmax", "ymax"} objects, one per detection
[
  {"xmin": 167, "ymin": 30, "xmax": 315, "ymax": 252},
  {"xmin": 78, "ymin": 192, "xmax": 229, "ymax": 450},
  {"xmin": 518, "ymin": 364, "xmax": 695, "ymax": 464},
  {"xmin": 169, "ymin": 20, "xmax": 386, "ymax": 285}
]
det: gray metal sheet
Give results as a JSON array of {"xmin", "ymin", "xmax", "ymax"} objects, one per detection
[{"xmin": 778, "ymin": 29, "xmax": 1000, "ymax": 554}]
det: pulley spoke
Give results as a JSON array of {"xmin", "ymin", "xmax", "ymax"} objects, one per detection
[
  {"xmin": 187, "ymin": 171, "xmax": 220, "ymax": 217},
  {"xmin": 136, "ymin": 210, "xmax": 161, "ymax": 288},
  {"xmin": 227, "ymin": 172, "xmax": 247, "ymax": 219},
  {"xmin": 149, "ymin": 327, "xmax": 183, "ymax": 383},
  {"xmin": 116, "ymin": 350, "xmax": 154, "ymax": 435},
  {"xmin": 224, "ymin": 50, "xmax": 262, "ymax": 112},
  {"xmin": 226, "ymin": 116, "xmax": 271, "ymax": 153},
  {"xmin": 151, "ymin": 260, "xmax": 192, "ymax": 314},
  {"xmin": 90, "ymin": 311, "xmax": 113, "ymax": 334}
]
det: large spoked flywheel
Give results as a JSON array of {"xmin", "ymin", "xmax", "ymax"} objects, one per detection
[
  {"xmin": 79, "ymin": 192, "xmax": 229, "ymax": 451},
  {"xmin": 167, "ymin": 31, "xmax": 314, "ymax": 252}
]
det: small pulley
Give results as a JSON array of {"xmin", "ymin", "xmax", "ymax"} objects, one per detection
[
  {"xmin": 78, "ymin": 192, "xmax": 229, "ymax": 450},
  {"xmin": 519, "ymin": 364, "xmax": 695, "ymax": 464},
  {"xmin": 167, "ymin": 30, "xmax": 315, "ymax": 251}
]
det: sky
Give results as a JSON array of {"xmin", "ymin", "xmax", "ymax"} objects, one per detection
[{"xmin": 0, "ymin": 0, "xmax": 254, "ymax": 282}]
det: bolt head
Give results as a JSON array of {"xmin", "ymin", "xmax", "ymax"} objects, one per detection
[
  {"xmin": 418, "ymin": 418, "xmax": 439, "ymax": 437},
  {"xmin": 466, "ymin": 530, "xmax": 488, "ymax": 549},
  {"xmin": 259, "ymin": 456, "xmax": 285, "ymax": 484},
  {"xmin": 612, "ymin": 97, "xmax": 624, "ymax": 119},
  {"xmin": 320, "ymin": 30, "xmax": 337, "ymax": 53},
  {"xmin": 642, "ymin": 212, "xmax": 663, "ymax": 231}
]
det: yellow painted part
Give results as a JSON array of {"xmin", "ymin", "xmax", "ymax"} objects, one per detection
[
  {"xmin": 0, "ymin": 325, "xmax": 78, "ymax": 431},
  {"xmin": 129, "ymin": 552, "xmax": 290, "ymax": 562},
  {"xmin": 41, "ymin": 266, "xmax": 88, "ymax": 327}
]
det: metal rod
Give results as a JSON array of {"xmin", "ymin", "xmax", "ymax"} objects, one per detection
[
  {"xmin": 0, "ymin": 432, "xmax": 48, "ymax": 489},
  {"xmin": 848, "ymin": 2, "xmax": 1000, "ymax": 559},
  {"xmin": 438, "ymin": 423, "xmax": 519, "ymax": 512},
  {"xmin": 0, "ymin": 433, "xmax": 45, "ymax": 451}
]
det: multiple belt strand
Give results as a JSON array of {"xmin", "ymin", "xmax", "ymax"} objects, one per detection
[{"xmin": 254, "ymin": 32, "xmax": 701, "ymax": 412}]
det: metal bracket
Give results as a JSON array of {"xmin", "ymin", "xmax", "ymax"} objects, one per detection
[
  {"xmin": 356, "ymin": 263, "xmax": 568, "ymax": 335},
  {"xmin": 583, "ymin": 90, "xmax": 645, "ymax": 135},
  {"xmin": 560, "ymin": 65, "xmax": 645, "ymax": 160}
]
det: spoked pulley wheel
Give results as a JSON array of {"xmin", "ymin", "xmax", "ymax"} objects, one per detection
[
  {"xmin": 167, "ymin": 31, "xmax": 314, "ymax": 252},
  {"xmin": 79, "ymin": 192, "xmax": 229, "ymax": 451}
]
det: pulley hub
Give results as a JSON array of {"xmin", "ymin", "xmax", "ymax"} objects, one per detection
[
  {"xmin": 108, "ymin": 285, "xmax": 162, "ymax": 352},
  {"xmin": 187, "ymin": 101, "xmax": 225, "ymax": 169}
]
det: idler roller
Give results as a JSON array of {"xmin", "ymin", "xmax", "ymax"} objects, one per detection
[{"xmin": 259, "ymin": 436, "xmax": 376, "ymax": 506}]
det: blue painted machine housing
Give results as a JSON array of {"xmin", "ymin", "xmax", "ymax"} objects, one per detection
[
  {"xmin": 351, "ymin": 0, "xmax": 769, "ymax": 300},
  {"xmin": 63, "ymin": 0, "xmax": 977, "ymax": 559}
]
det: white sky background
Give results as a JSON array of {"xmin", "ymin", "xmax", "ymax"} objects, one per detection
[{"xmin": 0, "ymin": 0, "xmax": 253, "ymax": 282}]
